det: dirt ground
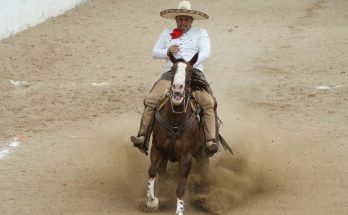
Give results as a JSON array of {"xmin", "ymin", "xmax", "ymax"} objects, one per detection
[{"xmin": 0, "ymin": 0, "xmax": 347, "ymax": 214}]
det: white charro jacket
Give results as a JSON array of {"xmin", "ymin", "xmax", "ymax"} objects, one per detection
[{"xmin": 152, "ymin": 26, "xmax": 211, "ymax": 72}]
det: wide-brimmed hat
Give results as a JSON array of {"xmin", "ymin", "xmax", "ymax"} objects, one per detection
[{"xmin": 160, "ymin": 1, "xmax": 209, "ymax": 20}]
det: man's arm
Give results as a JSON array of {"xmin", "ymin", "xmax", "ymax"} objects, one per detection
[
  {"xmin": 152, "ymin": 30, "xmax": 169, "ymax": 59},
  {"xmin": 196, "ymin": 28, "xmax": 211, "ymax": 66}
]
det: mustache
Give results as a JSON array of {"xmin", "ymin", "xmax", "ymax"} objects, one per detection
[
  {"xmin": 178, "ymin": 24, "xmax": 191, "ymax": 30},
  {"xmin": 178, "ymin": 25, "xmax": 192, "ymax": 33}
]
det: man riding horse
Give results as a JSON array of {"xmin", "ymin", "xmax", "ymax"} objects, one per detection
[{"xmin": 131, "ymin": 0, "xmax": 219, "ymax": 155}]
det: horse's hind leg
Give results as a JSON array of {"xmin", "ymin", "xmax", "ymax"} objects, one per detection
[
  {"xmin": 146, "ymin": 146, "xmax": 163, "ymax": 210},
  {"xmin": 193, "ymin": 145, "xmax": 210, "ymax": 195},
  {"xmin": 195, "ymin": 146, "xmax": 209, "ymax": 185},
  {"xmin": 191, "ymin": 148, "xmax": 210, "ymax": 209},
  {"xmin": 176, "ymin": 153, "xmax": 193, "ymax": 215}
]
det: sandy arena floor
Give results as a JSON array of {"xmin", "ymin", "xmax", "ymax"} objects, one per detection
[{"xmin": 0, "ymin": 0, "xmax": 347, "ymax": 214}]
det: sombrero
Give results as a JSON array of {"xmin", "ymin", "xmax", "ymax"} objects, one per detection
[{"xmin": 160, "ymin": 1, "xmax": 209, "ymax": 20}]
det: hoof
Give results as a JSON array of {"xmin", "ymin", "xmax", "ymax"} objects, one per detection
[{"xmin": 146, "ymin": 197, "xmax": 159, "ymax": 211}]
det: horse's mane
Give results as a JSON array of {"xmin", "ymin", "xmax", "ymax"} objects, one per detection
[{"xmin": 191, "ymin": 71, "xmax": 209, "ymax": 92}]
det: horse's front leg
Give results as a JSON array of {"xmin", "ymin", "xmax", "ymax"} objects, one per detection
[
  {"xmin": 176, "ymin": 153, "xmax": 193, "ymax": 215},
  {"xmin": 146, "ymin": 145, "xmax": 163, "ymax": 210}
]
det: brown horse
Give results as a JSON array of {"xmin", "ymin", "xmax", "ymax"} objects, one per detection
[{"xmin": 145, "ymin": 53, "xmax": 210, "ymax": 215}]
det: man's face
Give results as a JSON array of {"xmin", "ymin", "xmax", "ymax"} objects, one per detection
[{"xmin": 176, "ymin": 15, "xmax": 193, "ymax": 32}]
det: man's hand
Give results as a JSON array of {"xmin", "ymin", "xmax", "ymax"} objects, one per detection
[{"xmin": 167, "ymin": 45, "xmax": 180, "ymax": 55}]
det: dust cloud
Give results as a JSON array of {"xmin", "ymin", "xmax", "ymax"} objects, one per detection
[
  {"xmin": 90, "ymin": 106, "xmax": 297, "ymax": 214},
  {"xmin": 189, "ymin": 104, "xmax": 297, "ymax": 214},
  {"xmin": 84, "ymin": 114, "xmax": 151, "ymax": 207}
]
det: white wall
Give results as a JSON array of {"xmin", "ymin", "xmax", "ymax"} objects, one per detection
[{"xmin": 0, "ymin": 0, "xmax": 87, "ymax": 41}]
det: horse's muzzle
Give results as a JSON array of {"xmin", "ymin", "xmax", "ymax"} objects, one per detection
[{"xmin": 171, "ymin": 91, "xmax": 185, "ymax": 106}]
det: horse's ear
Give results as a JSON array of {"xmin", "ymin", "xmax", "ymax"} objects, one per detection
[
  {"xmin": 167, "ymin": 51, "xmax": 177, "ymax": 64},
  {"xmin": 189, "ymin": 53, "xmax": 199, "ymax": 66}
]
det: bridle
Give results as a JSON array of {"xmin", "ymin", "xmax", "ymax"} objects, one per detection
[
  {"xmin": 154, "ymin": 61, "xmax": 199, "ymax": 135},
  {"xmin": 169, "ymin": 62, "xmax": 193, "ymax": 114}
]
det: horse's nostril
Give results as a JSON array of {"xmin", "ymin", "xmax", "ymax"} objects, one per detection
[{"xmin": 173, "ymin": 83, "xmax": 183, "ymax": 90}]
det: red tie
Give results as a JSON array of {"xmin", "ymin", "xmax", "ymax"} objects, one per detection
[{"xmin": 170, "ymin": 28, "xmax": 183, "ymax": 39}]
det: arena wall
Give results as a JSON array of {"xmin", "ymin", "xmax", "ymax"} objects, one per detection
[{"xmin": 0, "ymin": 0, "xmax": 86, "ymax": 40}]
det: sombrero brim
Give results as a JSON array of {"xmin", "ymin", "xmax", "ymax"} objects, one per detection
[{"xmin": 160, "ymin": 9, "xmax": 209, "ymax": 20}]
